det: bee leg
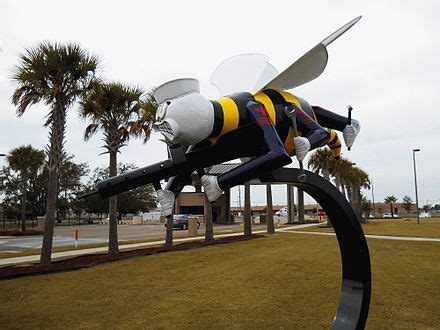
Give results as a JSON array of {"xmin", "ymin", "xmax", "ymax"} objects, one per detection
[
  {"xmin": 292, "ymin": 104, "xmax": 331, "ymax": 151},
  {"xmin": 156, "ymin": 144, "xmax": 203, "ymax": 215},
  {"xmin": 311, "ymin": 105, "xmax": 361, "ymax": 149},
  {"xmin": 311, "ymin": 105, "xmax": 349, "ymax": 131}
]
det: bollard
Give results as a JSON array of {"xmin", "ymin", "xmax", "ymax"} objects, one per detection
[{"xmin": 75, "ymin": 229, "xmax": 78, "ymax": 248}]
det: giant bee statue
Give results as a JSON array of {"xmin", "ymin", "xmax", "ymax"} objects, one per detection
[{"xmin": 153, "ymin": 17, "xmax": 362, "ymax": 215}]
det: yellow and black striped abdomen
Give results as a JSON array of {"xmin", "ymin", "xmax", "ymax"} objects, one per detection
[
  {"xmin": 209, "ymin": 92, "xmax": 255, "ymax": 141},
  {"xmin": 209, "ymin": 89, "xmax": 307, "ymax": 152},
  {"xmin": 326, "ymin": 129, "xmax": 342, "ymax": 158},
  {"xmin": 209, "ymin": 89, "xmax": 327, "ymax": 157}
]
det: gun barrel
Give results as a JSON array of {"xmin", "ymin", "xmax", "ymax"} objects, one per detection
[
  {"xmin": 90, "ymin": 124, "xmax": 264, "ymax": 199},
  {"xmin": 96, "ymin": 159, "xmax": 178, "ymax": 198}
]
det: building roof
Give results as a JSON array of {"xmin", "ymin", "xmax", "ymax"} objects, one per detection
[
  {"xmin": 231, "ymin": 205, "xmax": 285, "ymax": 212},
  {"xmin": 231, "ymin": 204, "xmax": 323, "ymax": 212},
  {"xmin": 207, "ymin": 163, "xmax": 241, "ymax": 176}
]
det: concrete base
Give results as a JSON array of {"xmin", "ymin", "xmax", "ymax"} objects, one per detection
[
  {"xmin": 188, "ymin": 217, "xmax": 198, "ymax": 236},
  {"xmin": 132, "ymin": 216, "xmax": 143, "ymax": 225},
  {"xmin": 37, "ymin": 216, "xmax": 45, "ymax": 231}
]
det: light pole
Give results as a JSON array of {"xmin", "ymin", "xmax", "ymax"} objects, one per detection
[
  {"xmin": 371, "ymin": 179, "xmax": 375, "ymax": 218},
  {"xmin": 0, "ymin": 153, "xmax": 5, "ymax": 230},
  {"xmin": 412, "ymin": 149, "xmax": 420, "ymax": 224}
]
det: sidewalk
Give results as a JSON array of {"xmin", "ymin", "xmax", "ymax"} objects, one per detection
[
  {"xmin": 282, "ymin": 229, "xmax": 440, "ymax": 242},
  {"xmin": 0, "ymin": 223, "xmax": 319, "ymax": 266}
]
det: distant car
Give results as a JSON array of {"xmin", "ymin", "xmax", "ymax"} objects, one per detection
[
  {"xmin": 165, "ymin": 214, "xmax": 201, "ymax": 230},
  {"xmin": 383, "ymin": 213, "xmax": 393, "ymax": 218},
  {"xmin": 420, "ymin": 212, "xmax": 432, "ymax": 218},
  {"xmin": 276, "ymin": 207, "xmax": 288, "ymax": 217}
]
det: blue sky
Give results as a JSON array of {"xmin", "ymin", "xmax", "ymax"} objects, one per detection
[{"xmin": 1, "ymin": 0, "xmax": 439, "ymax": 206}]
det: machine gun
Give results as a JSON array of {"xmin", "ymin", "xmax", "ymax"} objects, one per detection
[{"xmin": 81, "ymin": 123, "xmax": 267, "ymax": 199}]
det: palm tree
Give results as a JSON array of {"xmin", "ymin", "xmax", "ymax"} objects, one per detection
[
  {"xmin": 349, "ymin": 167, "xmax": 370, "ymax": 221},
  {"xmin": 308, "ymin": 148, "xmax": 334, "ymax": 181},
  {"xmin": 243, "ymin": 182, "xmax": 252, "ymax": 236},
  {"xmin": 286, "ymin": 184, "xmax": 295, "ymax": 223},
  {"xmin": 384, "ymin": 195, "xmax": 398, "ymax": 218},
  {"xmin": 266, "ymin": 184, "xmax": 275, "ymax": 234},
  {"xmin": 333, "ymin": 158, "xmax": 355, "ymax": 199},
  {"xmin": 297, "ymin": 187, "xmax": 305, "ymax": 223},
  {"xmin": 12, "ymin": 42, "xmax": 99, "ymax": 265},
  {"xmin": 80, "ymin": 81, "xmax": 154, "ymax": 256},
  {"xmin": 6, "ymin": 145, "xmax": 45, "ymax": 231},
  {"xmin": 307, "ymin": 149, "xmax": 336, "ymax": 225},
  {"xmin": 204, "ymin": 195, "xmax": 214, "ymax": 241}
]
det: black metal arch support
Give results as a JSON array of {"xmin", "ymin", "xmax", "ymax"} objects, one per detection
[{"xmin": 261, "ymin": 168, "xmax": 371, "ymax": 330}]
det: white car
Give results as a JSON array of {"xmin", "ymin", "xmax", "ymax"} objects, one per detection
[
  {"xmin": 420, "ymin": 212, "xmax": 432, "ymax": 218},
  {"xmin": 276, "ymin": 207, "xmax": 288, "ymax": 217},
  {"xmin": 383, "ymin": 213, "xmax": 393, "ymax": 218}
]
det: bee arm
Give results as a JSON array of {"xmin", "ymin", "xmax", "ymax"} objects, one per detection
[{"xmin": 216, "ymin": 101, "xmax": 292, "ymax": 190}]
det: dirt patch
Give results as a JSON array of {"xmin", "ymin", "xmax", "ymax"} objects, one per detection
[
  {"xmin": 0, "ymin": 230, "xmax": 43, "ymax": 236},
  {"xmin": 0, "ymin": 234, "xmax": 262, "ymax": 280}
]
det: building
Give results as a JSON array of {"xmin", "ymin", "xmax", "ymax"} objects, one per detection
[{"xmin": 372, "ymin": 202, "xmax": 418, "ymax": 216}]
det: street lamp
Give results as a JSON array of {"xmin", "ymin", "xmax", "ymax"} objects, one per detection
[
  {"xmin": 371, "ymin": 179, "xmax": 375, "ymax": 218},
  {"xmin": 412, "ymin": 149, "xmax": 420, "ymax": 224}
]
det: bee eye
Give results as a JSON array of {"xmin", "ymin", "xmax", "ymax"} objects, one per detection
[{"xmin": 166, "ymin": 101, "xmax": 171, "ymax": 105}]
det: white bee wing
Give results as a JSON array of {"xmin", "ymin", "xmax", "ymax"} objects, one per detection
[
  {"xmin": 259, "ymin": 16, "xmax": 362, "ymax": 92},
  {"xmin": 210, "ymin": 53, "xmax": 279, "ymax": 97}
]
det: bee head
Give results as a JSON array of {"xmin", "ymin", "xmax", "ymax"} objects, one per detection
[{"xmin": 153, "ymin": 78, "xmax": 214, "ymax": 146}]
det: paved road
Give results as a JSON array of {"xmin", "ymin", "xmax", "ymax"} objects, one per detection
[{"xmin": 0, "ymin": 223, "xmax": 265, "ymax": 252}]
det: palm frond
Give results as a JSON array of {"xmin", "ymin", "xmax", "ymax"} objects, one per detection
[{"xmin": 84, "ymin": 124, "xmax": 99, "ymax": 141}]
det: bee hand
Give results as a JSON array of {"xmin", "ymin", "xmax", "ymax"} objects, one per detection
[
  {"xmin": 343, "ymin": 119, "xmax": 360, "ymax": 148},
  {"xmin": 201, "ymin": 175, "xmax": 222, "ymax": 202},
  {"xmin": 156, "ymin": 189, "xmax": 175, "ymax": 216},
  {"xmin": 294, "ymin": 137, "xmax": 311, "ymax": 161}
]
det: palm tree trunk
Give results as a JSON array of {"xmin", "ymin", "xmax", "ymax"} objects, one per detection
[
  {"xmin": 390, "ymin": 203, "xmax": 394, "ymax": 218},
  {"xmin": 243, "ymin": 182, "xmax": 252, "ymax": 236},
  {"xmin": 323, "ymin": 170, "xmax": 330, "ymax": 181},
  {"xmin": 40, "ymin": 102, "xmax": 66, "ymax": 265},
  {"xmin": 165, "ymin": 215, "xmax": 173, "ymax": 247},
  {"xmin": 287, "ymin": 184, "xmax": 295, "ymax": 223},
  {"xmin": 356, "ymin": 188, "xmax": 365, "ymax": 223},
  {"xmin": 204, "ymin": 195, "xmax": 214, "ymax": 240},
  {"xmin": 297, "ymin": 188, "xmax": 305, "ymax": 223},
  {"xmin": 266, "ymin": 184, "xmax": 275, "ymax": 234},
  {"xmin": 347, "ymin": 187, "xmax": 353, "ymax": 205},
  {"xmin": 108, "ymin": 150, "xmax": 119, "ymax": 256},
  {"xmin": 335, "ymin": 175, "xmax": 341, "ymax": 191},
  {"xmin": 341, "ymin": 182, "xmax": 347, "ymax": 199},
  {"xmin": 21, "ymin": 175, "xmax": 27, "ymax": 232}
]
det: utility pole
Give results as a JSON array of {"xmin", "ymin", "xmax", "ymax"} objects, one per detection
[
  {"xmin": 413, "ymin": 149, "xmax": 421, "ymax": 224},
  {"xmin": 0, "ymin": 154, "xmax": 6, "ymax": 230},
  {"xmin": 371, "ymin": 179, "xmax": 375, "ymax": 218}
]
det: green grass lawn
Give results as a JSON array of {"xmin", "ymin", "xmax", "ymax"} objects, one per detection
[
  {"xmin": 1, "ymin": 233, "xmax": 439, "ymax": 329},
  {"xmin": 297, "ymin": 218, "xmax": 440, "ymax": 238}
]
